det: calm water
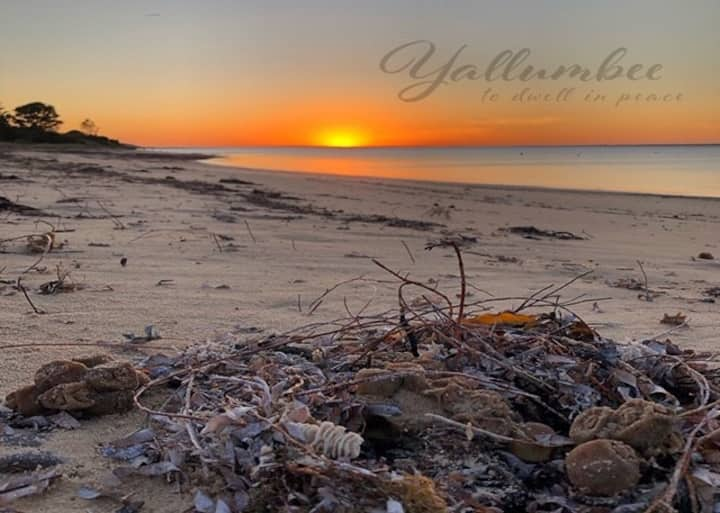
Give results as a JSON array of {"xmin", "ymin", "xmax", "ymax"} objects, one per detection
[{"xmin": 165, "ymin": 145, "xmax": 720, "ymax": 198}]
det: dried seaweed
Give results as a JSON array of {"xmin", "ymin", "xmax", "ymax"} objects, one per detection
[
  {"xmin": 0, "ymin": 469, "xmax": 60, "ymax": 506},
  {"xmin": 97, "ymin": 243, "xmax": 720, "ymax": 513},
  {"xmin": 0, "ymin": 197, "xmax": 46, "ymax": 216},
  {"xmin": 500, "ymin": 225, "xmax": 587, "ymax": 240}
]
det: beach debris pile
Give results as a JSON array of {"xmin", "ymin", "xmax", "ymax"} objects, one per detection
[
  {"xmin": 5, "ymin": 356, "xmax": 148, "ymax": 418},
  {"xmin": 2, "ymin": 240, "xmax": 719, "ymax": 512},
  {"xmin": 90, "ymin": 240, "xmax": 719, "ymax": 513}
]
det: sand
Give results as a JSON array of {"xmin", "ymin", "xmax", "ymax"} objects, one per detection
[{"xmin": 1, "ymin": 144, "xmax": 719, "ymax": 512}]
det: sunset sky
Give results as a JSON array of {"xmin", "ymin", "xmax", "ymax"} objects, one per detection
[{"xmin": 1, "ymin": 1, "xmax": 719, "ymax": 147}]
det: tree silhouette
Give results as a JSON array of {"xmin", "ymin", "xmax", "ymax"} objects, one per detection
[
  {"xmin": 12, "ymin": 102, "xmax": 62, "ymax": 131},
  {"xmin": 0, "ymin": 104, "xmax": 8, "ymax": 127},
  {"xmin": 80, "ymin": 118, "xmax": 99, "ymax": 136}
]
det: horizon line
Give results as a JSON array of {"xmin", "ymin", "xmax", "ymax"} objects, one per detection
[{"xmin": 149, "ymin": 142, "xmax": 720, "ymax": 150}]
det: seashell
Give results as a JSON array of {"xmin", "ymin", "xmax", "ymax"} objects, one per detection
[
  {"xmin": 290, "ymin": 421, "xmax": 363, "ymax": 459},
  {"xmin": 510, "ymin": 422, "xmax": 556, "ymax": 462}
]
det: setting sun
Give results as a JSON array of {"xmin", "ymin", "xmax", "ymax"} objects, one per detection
[{"xmin": 314, "ymin": 128, "xmax": 370, "ymax": 148}]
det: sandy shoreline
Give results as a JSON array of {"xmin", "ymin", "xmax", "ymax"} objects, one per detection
[{"xmin": 1, "ymin": 144, "xmax": 719, "ymax": 512}]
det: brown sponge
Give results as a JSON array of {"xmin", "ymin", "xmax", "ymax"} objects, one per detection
[
  {"xmin": 86, "ymin": 390, "xmax": 135, "ymax": 416},
  {"xmin": 85, "ymin": 362, "xmax": 140, "ymax": 392},
  {"xmin": 34, "ymin": 360, "xmax": 88, "ymax": 393},
  {"xmin": 5, "ymin": 384, "xmax": 47, "ymax": 417},
  {"xmin": 566, "ymin": 439, "xmax": 640, "ymax": 496},
  {"xmin": 38, "ymin": 382, "xmax": 97, "ymax": 411}
]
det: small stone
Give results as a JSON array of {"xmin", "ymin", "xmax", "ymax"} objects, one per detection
[
  {"xmin": 566, "ymin": 439, "xmax": 640, "ymax": 496},
  {"xmin": 34, "ymin": 360, "xmax": 88, "ymax": 393},
  {"xmin": 38, "ymin": 382, "xmax": 96, "ymax": 411},
  {"xmin": 85, "ymin": 362, "xmax": 140, "ymax": 392},
  {"xmin": 5, "ymin": 384, "xmax": 47, "ymax": 417},
  {"xmin": 510, "ymin": 422, "xmax": 556, "ymax": 463},
  {"xmin": 698, "ymin": 252, "xmax": 714, "ymax": 260}
]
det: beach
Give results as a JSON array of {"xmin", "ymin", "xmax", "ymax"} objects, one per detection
[{"xmin": 1, "ymin": 144, "xmax": 719, "ymax": 512}]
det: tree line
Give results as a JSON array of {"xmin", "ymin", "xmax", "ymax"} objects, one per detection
[{"xmin": 0, "ymin": 101, "xmax": 122, "ymax": 146}]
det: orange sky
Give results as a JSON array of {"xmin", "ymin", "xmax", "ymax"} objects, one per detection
[{"xmin": 1, "ymin": 2, "xmax": 718, "ymax": 147}]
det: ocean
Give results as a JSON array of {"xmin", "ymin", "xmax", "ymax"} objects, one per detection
[{"xmin": 161, "ymin": 145, "xmax": 720, "ymax": 198}]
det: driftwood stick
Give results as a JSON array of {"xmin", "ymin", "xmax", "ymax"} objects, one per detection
[
  {"xmin": 97, "ymin": 200, "xmax": 125, "ymax": 229},
  {"xmin": 244, "ymin": 220, "xmax": 257, "ymax": 243},
  {"xmin": 425, "ymin": 413, "xmax": 516, "ymax": 444},
  {"xmin": 637, "ymin": 260, "xmax": 652, "ymax": 302},
  {"xmin": 400, "ymin": 240, "xmax": 415, "ymax": 264},
  {"xmin": 17, "ymin": 277, "xmax": 45, "ymax": 314}
]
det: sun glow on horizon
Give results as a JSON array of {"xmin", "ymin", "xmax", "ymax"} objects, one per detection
[{"xmin": 313, "ymin": 128, "xmax": 370, "ymax": 148}]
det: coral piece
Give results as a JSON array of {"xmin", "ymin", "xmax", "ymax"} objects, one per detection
[
  {"xmin": 38, "ymin": 382, "xmax": 96, "ymax": 411},
  {"xmin": 85, "ymin": 362, "xmax": 140, "ymax": 392},
  {"xmin": 34, "ymin": 360, "xmax": 88, "ymax": 393},
  {"xmin": 292, "ymin": 421, "xmax": 363, "ymax": 459},
  {"xmin": 566, "ymin": 439, "xmax": 640, "ymax": 496}
]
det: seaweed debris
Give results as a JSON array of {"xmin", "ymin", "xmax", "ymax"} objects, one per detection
[{"xmin": 91, "ymin": 240, "xmax": 720, "ymax": 513}]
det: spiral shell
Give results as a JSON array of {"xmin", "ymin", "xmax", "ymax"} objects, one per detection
[{"xmin": 292, "ymin": 421, "xmax": 363, "ymax": 459}]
